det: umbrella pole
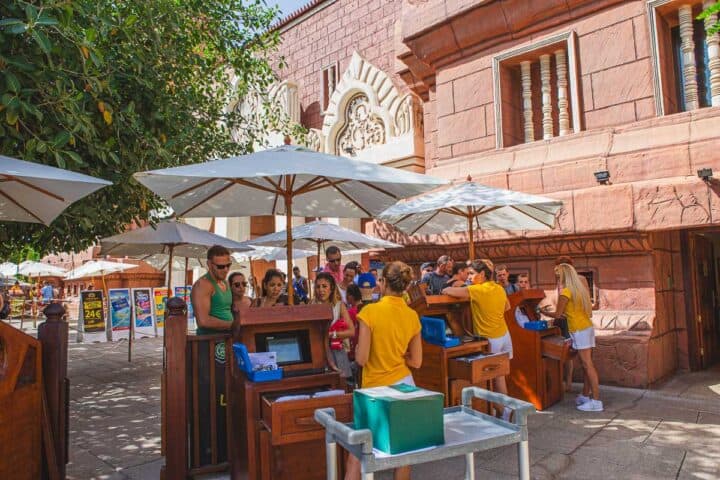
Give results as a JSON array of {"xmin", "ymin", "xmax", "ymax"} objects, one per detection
[
  {"xmin": 468, "ymin": 213, "xmax": 475, "ymax": 261},
  {"xmin": 167, "ymin": 246, "xmax": 174, "ymax": 294},
  {"xmin": 284, "ymin": 189, "xmax": 294, "ymax": 305}
]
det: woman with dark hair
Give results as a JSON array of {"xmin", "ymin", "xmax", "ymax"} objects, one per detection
[
  {"xmin": 444, "ymin": 262, "xmax": 469, "ymax": 288},
  {"xmin": 443, "ymin": 258, "xmax": 513, "ymax": 421},
  {"xmin": 251, "ymin": 269, "xmax": 290, "ymax": 307},
  {"xmin": 314, "ymin": 272, "xmax": 354, "ymax": 381},
  {"xmin": 228, "ymin": 271, "xmax": 252, "ymax": 312},
  {"xmin": 347, "ymin": 261, "xmax": 422, "ymax": 480}
]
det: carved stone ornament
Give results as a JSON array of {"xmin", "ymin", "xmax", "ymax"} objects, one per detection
[
  {"xmin": 321, "ymin": 51, "xmax": 424, "ymax": 164},
  {"xmin": 336, "ymin": 94, "xmax": 386, "ymax": 154},
  {"xmin": 228, "ymin": 79, "xmax": 300, "ymax": 145},
  {"xmin": 305, "ymin": 128, "xmax": 324, "ymax": 153}
]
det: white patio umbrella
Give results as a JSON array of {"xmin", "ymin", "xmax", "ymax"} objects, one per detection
[
  {"xmin": 65, "ymin": 260, "xmax": 138, "ymax": 281},
  {"xmin": 18, "ymin": 260, "xmax": 67, "ymax": 277},
  {"xmin": 241, "ymin": 220, "xmax": 401, "ymax": 269},
  {"xmin": 99, "ymin": 220, "xmax": 252, "ymax": 292},
  {"xmin": 379, "ymin": 179, "xmax": 563, "ymax": 260},
  {"xmin": 1, "ymin": 154, "xmax": 112, "ymax": 224},
  {"xmin": 133, "ymin": 144, "xmax": 447, "ymax": 303},
  {"xmin": 0, "ymin": 262, "xmax": 18, "ymax": 277}
]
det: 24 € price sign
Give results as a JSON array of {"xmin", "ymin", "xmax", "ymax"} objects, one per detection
[{"xmin": 81, "ymin": 290, "xmax": 106, "ymax": 333}]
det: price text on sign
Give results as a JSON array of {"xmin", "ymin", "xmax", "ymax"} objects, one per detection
[{"xmin": 81, "ymin": 290, "xmax": 106, "ymax": 333}]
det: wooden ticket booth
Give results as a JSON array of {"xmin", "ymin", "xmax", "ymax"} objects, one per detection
[
  {"xmin": 230, "ymin": 305, "xmax": 353, "ymax": 480},
  {"xmin": 407, "ymin": 284, "xmax": 510, "ymax": 407},
  {"xmin": 504, "ymin": 289, "xmax": 570, "ymax": 410}
]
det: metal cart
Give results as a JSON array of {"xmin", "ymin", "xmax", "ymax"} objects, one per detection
[{"xmin": 314, "ymin": 386, "xmax": 536, "ymax": 480}]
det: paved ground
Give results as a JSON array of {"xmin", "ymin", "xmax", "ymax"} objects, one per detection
[{"xmin": 60, "ymin": 335, "xmax": 720, "ymax": 480}]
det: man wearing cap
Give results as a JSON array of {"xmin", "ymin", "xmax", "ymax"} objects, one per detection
[
  {"xmin": 356, "ymin": 272, "xmax": 377, "ymax": 305},
  {"xmin": 421, "ymin": 255, "xmax": 452, "ymax": 295}
]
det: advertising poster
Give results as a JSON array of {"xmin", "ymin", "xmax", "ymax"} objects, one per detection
[
  {"xmin": 79, "ymin": 290, "xmax": 107, "ymax": 343},
  {"xmin": 132, "ymin": 288, "xmax": 155, "ymax": 337},
  {"xmin": 108, "ymin": 288, "xmax": 131, "ymax": 341},
  {"xmin": 153, "ymin": 287, "xmax": 168, "ymax": 335},
  {"xmin": 174, "ymin": 285, "xmax": 195, "ymax": 330}
]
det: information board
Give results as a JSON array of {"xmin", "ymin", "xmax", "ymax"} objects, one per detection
[
  {"xmin": 108, "ymin": 288, "xmax": 131, "ymax": 340},
  {"xmin": 132, "ymin": 288, "xmax": 155, "ymax": 337}
]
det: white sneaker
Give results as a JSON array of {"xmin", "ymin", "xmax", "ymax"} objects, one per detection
[
  {"xmin": 577, "ymin": 399, "xmax": 604, "ymax": 412},
  {"xmin": 575, "ymin": 394, "xmax": 591, "ymax": 406}
]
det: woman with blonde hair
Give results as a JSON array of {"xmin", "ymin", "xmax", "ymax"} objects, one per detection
[
  {"xmin": 542, "ymin": 263, "xmax": 602, "ymax": 412},
  {"xmin": 346, "ymin": 261, "xmax": 422, "ymax": 480}
]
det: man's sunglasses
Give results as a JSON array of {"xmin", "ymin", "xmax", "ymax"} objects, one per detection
[
  {"xmin": 327, "ymin": 258, "xmax": 342, "ymax": 263},
  {"xmin": 232, "ymin": 281, "xmax": 248, "ymax": 288},
  {"xmin": 212, "ymin": 262, "xmax": 232, "ymax": 269}
]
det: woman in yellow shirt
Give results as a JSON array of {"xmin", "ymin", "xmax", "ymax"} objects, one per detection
[
  {"xmin": 348, "ymin": 261, "xmax": 422, "ymax": 480},
  {"xmin": 443, "ymin": 259, "xmax": 513, "ymax": 421},
  {"xmin": 542, "ymin": 263, "xmax": 602, "ymax": 412}
]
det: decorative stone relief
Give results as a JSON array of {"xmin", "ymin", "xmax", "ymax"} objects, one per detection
[
  {"xmin": 336, "ymin": 94, "xmax": 386, "ymax": 154},
  {"xmin": 320, "ymin": 51, "xmax": 424, "ymax": 169},
  {"xmin": 304, "ymin": 128, "xmax": 325, "ymax": 153}
]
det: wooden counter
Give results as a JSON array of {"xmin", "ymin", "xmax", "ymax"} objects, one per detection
[
  {"xmin": 230, "ymin": 305, "xmax": 352, "ymax": 480},
  {"xmin": 504, "ymin": 289, "xmax": 570, "ymax": 410}
]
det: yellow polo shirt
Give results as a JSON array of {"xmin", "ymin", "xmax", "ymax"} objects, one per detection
[
  {"xmin": 468, "ymin": 281, "xmax": 508, "ymax": 339},
  {"xmin": 560, "ymin": 287, "xmax": 593, "ymax": 333},
  {"xmin": 357, "ymin": 295, "xmax": 421, "ymax": 388}
]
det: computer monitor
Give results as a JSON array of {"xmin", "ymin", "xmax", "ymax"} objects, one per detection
[{"xmin": 255, "ymin": 330, "xmax": 312, "ymax": 366}]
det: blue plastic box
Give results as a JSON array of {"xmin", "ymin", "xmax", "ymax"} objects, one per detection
[
  {"xmin": 523, "ymin": 320, "xmax": 548, "ymax": 331},
  {"xmin": 421, "ymin": 316, "xmax": 461, "ymax": 348},
  {"xmin": 233, "ymin": 343, "xmax": 283, "ymax": 382}
]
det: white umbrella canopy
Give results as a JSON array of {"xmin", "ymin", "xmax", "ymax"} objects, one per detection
[
  {"xmin": 379, "ymin": 180, "xmax": 563, "ymax": 259},
  {"xmin": 232, "ymin": 246, "xmax": 316, "ymax": 263},
  {"xmin": 65, "ymin": 260, "xmax": 137, "ymax": 280},
  {"xmin": 0, "ymin": 262, "xmax": 18, "ymax": 277},
  {"xmin": 99, "ymin": 220, "xmax": 253, "ymax": 259},
  {"xmin": 133, "ymin": 144, "xmax": 446, "ymax": 303},
  {"xmin": 243, "ymin": 220, "xmax": 401, "ymax": 251},
  {"xmin": 241, "ymin": 220, "xmax": 402, "ymax": 270},
  {"xmin": 18, "ymin": 260, "xmax": 67, "ymax": 277},
  {"xmin": 0, "ymin": 154, "xmax": 112, "ymax": 225},
  {"xmin": 100, "ymin": 220, "xmax": 253, "ymax": 292}
]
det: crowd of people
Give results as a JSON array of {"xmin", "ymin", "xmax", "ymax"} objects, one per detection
[
  {"xmin": 0, "ymin": 279, "xmax": 60, "ymax": 320},
  {"xmin": 193, "ymin": 246, "xmax": 602, "ymax": 406},
  {"xmin": 191, "ymin": 244, "xmax": 602, "ymax": 480}
]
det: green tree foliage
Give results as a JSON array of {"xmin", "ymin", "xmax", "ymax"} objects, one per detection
[
  {"xmin": 700, "ymin": 2, "xmax": 720, "ymax": 34},
  {"xmin": 0, "ymin": 0, "xmax": 287, "ymax": 257}
]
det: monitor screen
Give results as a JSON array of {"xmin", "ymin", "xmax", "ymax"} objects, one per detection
[
  {"xmin": 255, "ymin": 329, "xmax": 311, "ymax": 366},
  {"xmin": 267, "ymin": 337, "xmax": 302, "ymax": 364}
]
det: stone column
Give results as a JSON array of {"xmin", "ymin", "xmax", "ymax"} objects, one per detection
[
  {"xmin": 679, "ymin": 5, "xmax": 699, "ymax": 110},
  {"xmin": 555, "ymin": 48, "xmax": 570, "ymax": 136},
  {"xmin": 520, "ymin": 61, "xmax": 534, "ymax": 143},
  {"xmin": 704, "ymin": 0, "xmax": 720, "ymax": 106},
  {"xmin": 540, "ymin": 54, "xmax": 553, "ymax": 139}
]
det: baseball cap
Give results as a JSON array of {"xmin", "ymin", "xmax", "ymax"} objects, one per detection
[
  {"xmin": 420, "ymin": 262, "xmax": 435, "ymax": 271},
  {"xmin": 357, "ymin": 273, "xmax": 376, "ymax": 288}
]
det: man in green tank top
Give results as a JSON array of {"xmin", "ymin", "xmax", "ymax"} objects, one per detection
[{"xmin": 192, "ymin": 245, "xmax": 234, "ymax": 335}]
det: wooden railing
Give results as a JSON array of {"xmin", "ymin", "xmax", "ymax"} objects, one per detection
[
  {"xmin": 162, "ymin": 297, "xmax": 233, "ymax": 479},
  {"xmin": 0, "ymin": 302, "xmax": 68, "ymax": 480}
]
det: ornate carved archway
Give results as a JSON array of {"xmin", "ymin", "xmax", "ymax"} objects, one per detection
[{"xmin": 305, "ymin": 52, "xmax": 425, "ymax": 172}]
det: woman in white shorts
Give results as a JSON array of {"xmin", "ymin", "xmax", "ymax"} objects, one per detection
[{"xmin": 542, "ymin": 263, "xmax": 602, "ymax": 412}]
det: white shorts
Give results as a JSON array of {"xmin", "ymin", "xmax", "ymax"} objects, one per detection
[
  {"xmin": 393, "ymin": 374, "xmax": 415, "ymax": 386},
  {"xmin": 488, "ymin": 331, "xmax": 513, "ymax": 360},
  {"xmin": 569, "ymin": 326, "xmax": 596, "ymax": 350}
]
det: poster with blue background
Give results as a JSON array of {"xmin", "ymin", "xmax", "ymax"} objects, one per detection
[{"xmin": 109, "ymin": 288, "xmax": 131, "ymax": 340}]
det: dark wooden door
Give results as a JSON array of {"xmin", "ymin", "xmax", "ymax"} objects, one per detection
[{"xmin": 691, "ymin": 235, "xmax": 717, "ymax": 368}]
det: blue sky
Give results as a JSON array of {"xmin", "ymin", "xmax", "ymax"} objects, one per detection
[{"xmin": 266, "ymin": 0, "xmax": 309, "ymax": 17}]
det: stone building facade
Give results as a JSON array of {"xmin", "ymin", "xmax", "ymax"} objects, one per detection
[{"xmin": 259, "ymin": 0, "xmax": 720, "ymax": 387}]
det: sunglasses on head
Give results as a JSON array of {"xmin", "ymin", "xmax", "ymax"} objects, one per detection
[
  {"xmin": 212, "ymin": 262, "xmax": 232, "ymax": 269},
  {"xmin": 232, "ymin": 281, "xmax": 248, "ymax": 288}
]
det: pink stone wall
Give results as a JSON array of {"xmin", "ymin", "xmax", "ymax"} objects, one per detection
[
  {"xmin": 275, "ymin": 0, "xmax": 404, "ymax": 130},
  {"xmin": 432, "ymin": 1, "xmax": 655, "ymax": 162}
]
